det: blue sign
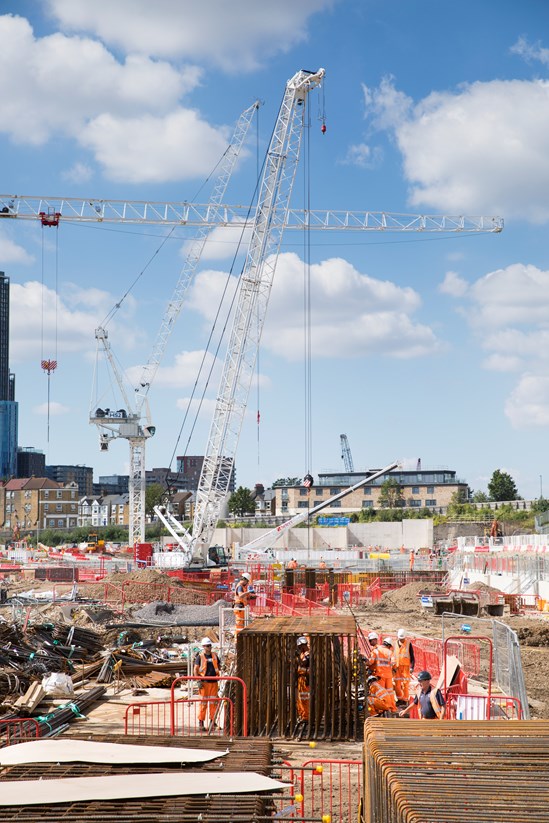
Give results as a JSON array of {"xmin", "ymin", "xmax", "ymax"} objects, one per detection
[{"xmin": 318, "ymin": 516, "xmax": 351, "ymax": 526}]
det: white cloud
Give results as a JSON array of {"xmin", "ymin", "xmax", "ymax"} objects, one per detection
[
  {"xmin": 482, "ymin": 354, "xmax": 522, "ymax": 372},
  {"xmin": 47, "ymin": 0, "xmax": 335, "ymax": 71},
  {"xmin": 439, "ymin": 270, "xmax": 468, "ymax": 297},
  {"xmin": 10, "ymin": 280, "xmax": 141, "ymax": 361},
  {"xmin": 188, "ymin": 252, "xmax": 438, "ymax": 361},
  {"xmin": 0, "ymin": 230, "xmax": 34, "ymax": 264},
  {"xmin": 175, "ymin": 396, "xmax": 218, "ymax": 420},
  {"xmin": 33, "ymin": 401, "xmax": 70, "ymax": 416},
  {"xmin": 505, "ymin": 375, "xmax": 549, "ymax": 428},
  {"xmin": 363, "ymin": 75, "xmax": 549, "ymax": 222},
  {"xmin": 62, "ymin": 161, "xmax": 93, "ymax": 184},
  {"xmin": 180, "ymin": 223, "xmax": 254, "ymax": 263},
  {"xmin": 342, "ymin": 143, "xmax": 381, "ymax": 169},
  {"xmin": 470, "ymin": 264, "xmax": 549, "ymax": 327},
  {"xmin": 511, "ymin": 36, "xmax": 549, "ymax": 67},
  {"xmin": 127, "ymin": 350, "xmax": 222, "ymax": 390}
]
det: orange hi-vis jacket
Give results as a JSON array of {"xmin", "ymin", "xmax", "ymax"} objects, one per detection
[
  {"xmin": 234, "ymin": 580, "xmax": 249, "ymax": 608},
  {"xmin": 415, "ymin": 685, "xmax": 444, "ymax": 719},
  {"xmin": 395, "ymin": 639, "xmax": 412, "ymax": 667},
  {"xmin": 369, "ymin": 644, "xmax": 393, "ymax": 674},
  {"xmin": 368, "ymin": 680, "xmax": 396, "ymax": 713},
  {"xmin": 198, "ymin": 652, "xmax": 220, "ymax": 678}
]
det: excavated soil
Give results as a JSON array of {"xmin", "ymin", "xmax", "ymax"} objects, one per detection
[{"xmin": 374, "ymin": 581, "xmax": 448, "ymax": 613}]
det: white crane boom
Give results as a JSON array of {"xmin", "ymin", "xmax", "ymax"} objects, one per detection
[
  {"xmin": 0, "ymin": 195, "xmax": 503, "ymax": 232},
  {"xmin": 89, "ymin": 100, "xmax": 260, "ymax": 546},
  {"xmin": 340, "ymin": 434, "xmax": 354, "ymax": 473},
  {"xmin": 189, "ymin": 67, "xmax": 327, "ymax": 562}
]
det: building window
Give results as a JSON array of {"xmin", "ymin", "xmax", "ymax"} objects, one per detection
[
  {"xmin": 409, "ymin": 499, "xmax": 422, "ymax": 508},
  {"xmin": 331, "ymin": 500, "xmax": 342, "ymax": 508},
  {"xmin": 71, "ymin": 491, "xmax": 76, "ymax": 499},
  {"xmin": 412, "ymin": 486, "xmax": 420, "ymax": 494},
  {"xmin": 43, "ymin": 490, "xmax": 49, "ymax": 498},
  {"xmin": 427, "ymin": 485, "xmax": 434, "ymax": 494},
  {"xmin": 425, "ymin": 499, "xmax": 437, "ymax": 506},
  {"xmin": 43, "ymin": 503, "xmax": 49, "ymax": 510},
  {"xmin": 330, "ymin": 488, "xmax": 340, "ymax": 496},
  {"xmin": 56, "ymin": 490, "xmax": 62, "ymax": 499},
  {"xmin": 49, "ymin": 519, "xmax": 55, "ymax": 527},
  {"xmin": 24, "ymin": 504, "xmax": 31, "ymax": 513},
  {"xmin": 300, "ymin": 488, "xmax": 308, "ymax": 496},
  {"xmin": 5, "ymin": 504, "xmax": 11, "ymax": 513},
  {"xmin": 362, "ymin": 500, "xmax": 373, "ymax": 508},
  {"xmin": 57, "ymin": 519, "xmax": 63, "ymax": 527},
  {"xmin": 24, "ymin": 490, "xmax": 31, "ymax": 499},
  {"xmin": 71, "ymin": 504, "xmax": 76, "ymax": 511},
  {"xmin": 363, "ymin": 487, "xmax": 371, "ymax": 495},
  {"xmin": 56, "ymin": 504, "xmax": 62, "ymax": 511},
  {"xmin": 298, "ymin": 501, "xmax": 309, "ymax": 508}
]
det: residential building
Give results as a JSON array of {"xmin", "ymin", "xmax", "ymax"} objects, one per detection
[
  {"xmin": 175, "ymin": 455, "xmax": 236, "ymax": 493},
  {"xmin": 273, "ymin": 467, "xmax": 468, "ymax": 516},
  {"xmin": 105, "ymin": 494, "xmax": 129, "ymax": 527},
  {"xmin": 0, "ymin": 477, "xmax": 79, "ymax": 533},
  {"xmin": 17, "ymin": 447, "xmax": 46, "ymax": 478},
  {"xmin": 46, "ymin": 464, "xmax": 93, "ymax": 497},
  {"xmin": 79, "ymin": 494, "xmax": 130, "ymax": 528}
]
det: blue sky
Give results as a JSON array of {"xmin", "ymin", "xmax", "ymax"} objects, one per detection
[{"xmin": 2, "ymin": 0, "xmax": 549, "ymax": 499}]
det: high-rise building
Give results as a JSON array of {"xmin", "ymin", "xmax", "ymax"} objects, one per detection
[
  {"xmin": 0, "ymin": 271, "xmax": 18, "ymax": 480},
  {"xmin": 175, "ymin": 455, "xmax": 236, "ymax": 493},
  {"xmin": 17, "ymin": 447, "xmax": 46, "ymax": 478},
  {"xmin": 45, "ymin": 464, "xmax": 93, "ymax": 498}
]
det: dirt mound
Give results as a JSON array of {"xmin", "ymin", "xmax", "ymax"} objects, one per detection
[
  {"xmin": 516, "ymin": 624, "xmax": 549, "ymax": 647},
  {"xmin": 101, "ymin": 569, "xmax": 182, "ymax": 586},
  {"xmin": 464, "ymin": 580, "xmax": 504, "ymax": 596},
  {"xmin": 375, "ymin": 581, "xmax": 447, "ymax": 613}
]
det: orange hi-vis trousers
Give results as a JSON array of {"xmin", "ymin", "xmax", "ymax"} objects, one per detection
[
  {"xmin": 234, "ymin": 605, "xmax": 245, "ymax": 635},
  {"xmin": 394, "ymin": 664, "xmax": 411, "ymax": 701},
  {"xmin": 198, "ymin": 681, "xmax": 219, "ymax": 722},
  {"xmin": 297, "ymin": 674, "xmax": 310, "ymax": 720}
]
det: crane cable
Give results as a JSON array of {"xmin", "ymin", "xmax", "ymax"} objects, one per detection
[
  {"xmin": 40, "ymin": 225, "xmax": 59, "ymax": 444},
  {"xmin": 303, "ymin": 95, "xmax": 314, "ymax": 548}
]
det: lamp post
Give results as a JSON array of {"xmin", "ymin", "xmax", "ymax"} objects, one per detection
[{"xmin": 541, "ymin": 475, "xmax": 543, "ymax": 499}]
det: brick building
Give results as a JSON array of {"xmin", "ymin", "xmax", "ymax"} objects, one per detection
[{"xmin": 0, "ymin": 477, "xmax": 79, "ymax": 533}]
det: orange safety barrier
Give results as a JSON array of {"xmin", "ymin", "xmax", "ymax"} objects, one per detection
[
  {"xmin": 445, "ymin": 692, "xmax": 523, "ymax": 720},
  {"xmin": 0, "ymin": 718, "xmax": 40, "ymax": 747},
  {"xmin": 277, "ymin": 758, "xmax": 362, "ymax": 823},
  {"xmin": 124, "ymin": 696, "xmax": 234, "ymax": 736},
  {"xmin": 169, "ymin": 675, "xmax": 248, "ymax": 736}
]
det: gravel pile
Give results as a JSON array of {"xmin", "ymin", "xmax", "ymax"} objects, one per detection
[
  {"xmin": 375, "ymin": 581, "xmax": 448, "ymax": 613},
  {"xmin": 131, "ymin": 599, "xmax": 234, "ymax": 626}
]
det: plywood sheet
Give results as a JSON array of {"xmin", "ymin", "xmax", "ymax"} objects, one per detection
[
  {"xmin": 0, "ymin": 771, "xmax": 288, "ymax": 806},
  {"xmin": 0, "ymin": 739, "xmax": 226, "ymax": 766}
]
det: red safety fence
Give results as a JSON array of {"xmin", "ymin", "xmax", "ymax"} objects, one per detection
[
  {"xmin": 250, "ymin": 593, "xmax": 334, "ymax": 617},
  {"xmin": 124, "ymin": 696, "xmax": 234, "ymax": 737},
  {"xmin": 170, "ymin": 675, "xmax": 248, "ymax": 736},
  {"xmin": 0, "ymin": 718, "xmax": 40, "ymax": 747},
  {"xmin": 446, "ymin": 692, "xmax": 523, "ymax": 720},
  {"xmin": 277, "ymin": 758, "xmax": 362, "ymax": 823}
]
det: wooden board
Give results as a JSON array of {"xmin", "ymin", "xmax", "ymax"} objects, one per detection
[
  {"xmin": 0, "ymin": 739, "xmax": 227, "ymax": 766},
  {"xmin": 0, "ymin": 771, "xmax": 288, "ymax": 806}
]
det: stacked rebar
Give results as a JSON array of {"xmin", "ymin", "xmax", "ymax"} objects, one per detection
[
  {"xmin": 363, "ymin": 718, "xmax": 549, "ymax": 823},
  {"xmin": 236, "ymin": 616, "xmax": 359, "ymax": 739}
]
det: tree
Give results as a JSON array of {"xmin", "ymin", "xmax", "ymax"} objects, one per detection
[
  {"xmin": 471, "ymin": 490, "xmax": 489, "ymax": 503},
  {"xmin": 378, "ymin": 478, "xmax": 405, "ymax": 508},
  {"xmin": 488, "ymin": 470, "xmax": 518, "ymax": 502},
  {"xmin": 272, "ymin": 477, "xmax": 300, "ymax": 487},
  {"xmin": 228, "ymin": 486, "xmax": 256, "ymax": 517},
  {"xmin": 145, "ymin": 483, "xmax": 166, "ymax": 517}
]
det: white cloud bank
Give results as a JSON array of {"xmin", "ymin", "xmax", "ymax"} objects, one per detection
[{"xmin": 362, "ymin": 75, "xmax": 549, "ymax": 222}]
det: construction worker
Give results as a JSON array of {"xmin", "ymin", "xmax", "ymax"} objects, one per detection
[
  {"xmin": 394, "ymin": 629, "xmax": 415, "ymax": 703},
  {"xmin": 366, "ymin": 675, "xmax": 397, "ymax": 716},
  {"xmin": 409, "ymin": 549, "xmax": 415, "ymax": 572},
  {"xmin": 287, "ymin": 558, "xmax": 298, "ymax": 570},
  {"xmin": 399, "ymin": 670, "xmax": 445, "ymax": 720},
  {"xmin": 319, "ymin": 558, "xmax": 327, "ymax": 570},
  {"xmin": 369, "ymin": 636, "xmax": 395, "ymax": 693},
  {"xmin": 193, "ymin": 637, "xmax": 221, "ymax": 731},
  {"xmin": 296, "ymin": 636, "xmax": 310, "ymax": 721},
  {"xmin": 233, "ymin": 572, "xmax": 255, "ymax": 636}
]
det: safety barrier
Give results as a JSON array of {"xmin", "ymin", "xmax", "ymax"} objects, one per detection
[
  {"xmin": 0, "ymin": 718, "xmax": 40, "ymax": 747},
  {"xmin": 124, "ymin": 696, "xmax": 234, "ymax": 736},
  {"xmin": 277, "ymin": 758, "xmax": 362, "ymax": 823},
  {"xmin": 445, "ymin": 692, "xmax": 523, "ymax": 720},
  {"xmin": 170, "ymin": 675, "xmax": 248, "ymax": 736}
]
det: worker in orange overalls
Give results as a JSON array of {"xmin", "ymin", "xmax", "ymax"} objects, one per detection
[
  {"xmin": 366, "ymin": 675, "xmax": 397, "ymax": 715},
  {"xmin": 296, "ymin": 636, "xmax": 310, "ymax": 721},
  {"xmin": 193, "ymin": 637, "xmax": 221, "ymax": 731},
  {"xmin": 409, "ymin": 549, "xmax": 415, "ymax": 572},
  {"xmin": 287, "ymin": 558, "xmax": 298, "ymax": 570},
  {"xmin": 233, "ymin": 572, "xmax": 254, "ymax": 636},
  {"xmin": 393, "ymin": 628, "xmax": 415, "ymax": 703},
  {"xmin": 369, "ymin": 637, "xmax": 395, "ymax": 692}
]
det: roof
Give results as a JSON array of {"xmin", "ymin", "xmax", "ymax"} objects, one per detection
[{"xmin": 3, "ymin": 477, "xmax": 61, "ymax": 490}]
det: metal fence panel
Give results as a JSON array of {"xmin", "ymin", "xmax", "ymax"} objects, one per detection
[{"xmin": 492, "ymin": 619, "xmax": 530, "ymax": 719}]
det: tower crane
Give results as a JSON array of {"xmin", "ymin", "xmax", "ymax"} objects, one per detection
[
  {"xmin": 340, "ymin": 434, "xmax": 354, "ymax": 473},
  {"xmin": 0, "ymin": 68, "xmax": 503, "ymax": 561},
  {"xmin": 89, "ymin": 99, "xmax": 261, "ymax": 546}
]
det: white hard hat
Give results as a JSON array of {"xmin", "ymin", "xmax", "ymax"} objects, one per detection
[
  {"xmin": 397, "ymin": 629, "xmax": 406, "ymax": 640},
  {"xmin": 242, "ymin": 572, "xmax": 251, "ymax": 581},
  {"xmin": 383, "ymin": 637, "xmax": 393, "ymax": 647},
  {"xmin": 297, "ymin": 636, "xmax": 308, "ymax": 646},
  {"xmin": 368, "ymin": 632, "xmax": 378, "ymax": 641},
  {"xmin": 201, "ymin": 637, "xmax": 212, "ymax": 646}
]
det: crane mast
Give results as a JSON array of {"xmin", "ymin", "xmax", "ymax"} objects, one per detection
[
  {"xmin": 190, "ymin": 68, "xmax": 326, "ymax": 562},
  {"xmin": 90, "ymin": 100, "xmax": 260, "ymax": 546},
  {"xmin": 340, "ymin": 434, "xmax": 354, "ymax": 473}
]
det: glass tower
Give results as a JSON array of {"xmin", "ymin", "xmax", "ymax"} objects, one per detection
[{"xmin": 0, "ymin": 271, "xmax": 18, "ymax": 479}]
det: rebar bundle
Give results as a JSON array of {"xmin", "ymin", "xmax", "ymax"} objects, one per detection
[
  {"xmin": 236, "ymin": 616, "xmax": 359, "ymax": 739},
  {"xmin": 363, "ymin": 718, "xmax": 549, "ymax": 823}
]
